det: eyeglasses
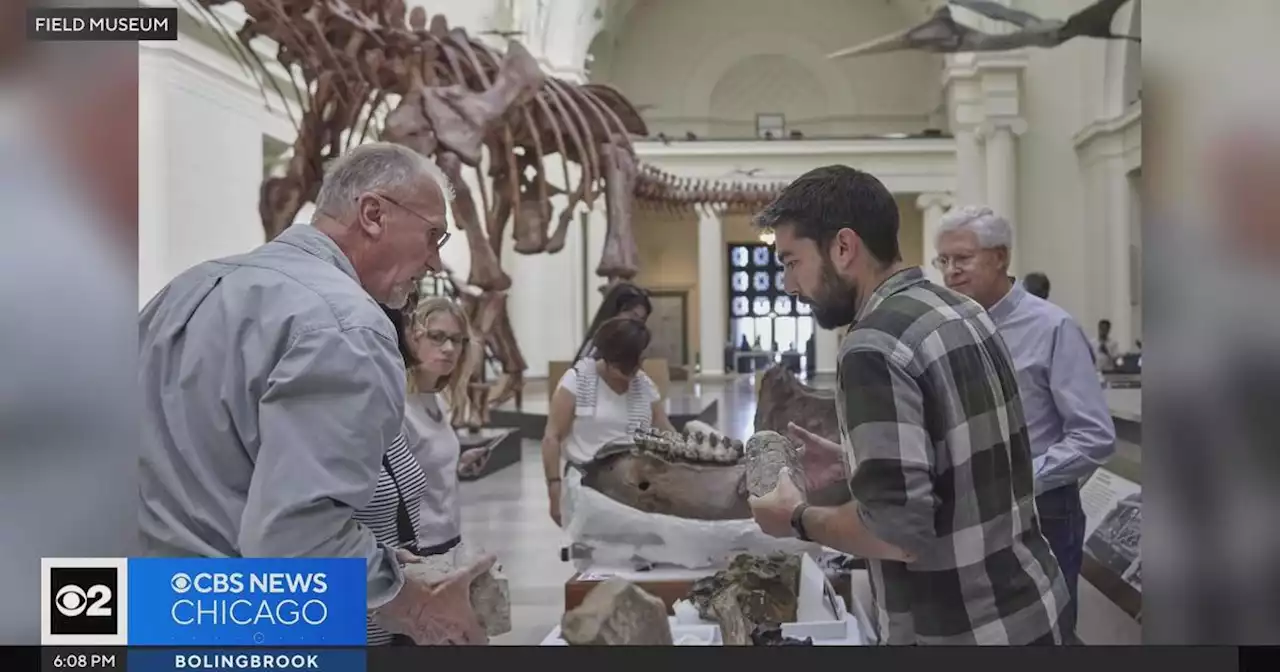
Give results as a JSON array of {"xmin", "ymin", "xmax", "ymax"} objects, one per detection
[
  {"xmin": 367, "ymin": 194, "xmax": 451, "ymax": 248},
  {"xmin": 931, "ymin": 254, "xmax": 977, "ymax": 271},
  {"xmin": 423, "ymin": 329, "xmax": 468, "ymax": 347}
]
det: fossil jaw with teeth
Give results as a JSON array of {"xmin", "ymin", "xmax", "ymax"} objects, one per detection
[{"xmin": 632, "ymin": 427, "xmax": 744, "ymax": 465}]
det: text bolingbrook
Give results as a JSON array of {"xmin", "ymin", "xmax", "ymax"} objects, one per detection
[{"xmin": 174, "ymin": 654, "xmax": 319, "ymax": 669}]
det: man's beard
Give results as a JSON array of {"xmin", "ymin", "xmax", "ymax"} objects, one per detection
[
  {"xmin": 385, "ymin": 279, "xmax": 416, "ymax": 310},
  {"xmin": 804, "ymin": 260, "xmax": 859, "ymax": 330}
]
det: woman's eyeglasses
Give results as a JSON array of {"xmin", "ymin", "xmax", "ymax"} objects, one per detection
[{"xmin": 423, "ymin": 330, "xmax": 467, "ymax": 347}]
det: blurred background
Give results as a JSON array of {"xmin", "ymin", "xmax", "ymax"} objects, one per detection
[{"xmin": 2, "ymin": 0, "xmax": 1279, "ymax": 646}]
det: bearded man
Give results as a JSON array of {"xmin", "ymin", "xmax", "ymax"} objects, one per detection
[{"xmin": 746, "ymin": 164, "xmax": 1067, "ymax": 645}]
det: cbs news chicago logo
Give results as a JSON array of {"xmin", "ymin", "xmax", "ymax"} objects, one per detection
[{"xmin": 41, "ymin": 558, "xmax": 129, "ymax": 645}]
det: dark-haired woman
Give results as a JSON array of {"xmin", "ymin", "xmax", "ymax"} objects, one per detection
[
  {"xmin": 573, "ymin": 282, "xmax": 652, "ymax": 362},
  {"xmin": 542, "ymin": 317, "xmax": 677, "ymax": 527}
]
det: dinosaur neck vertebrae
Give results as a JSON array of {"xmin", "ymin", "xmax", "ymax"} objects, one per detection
[{"xmin": 632, "ymin": 427, "xmax": 744, "ymax": 465}]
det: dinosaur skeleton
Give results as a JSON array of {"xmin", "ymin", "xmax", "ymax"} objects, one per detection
[
  {"xmin": 188, "ymin": 0, "xmax": 789, "ymax": 423},
  {"xmin": 828, "ymin": 0, "xmax": 1140, "ymax": 61}
]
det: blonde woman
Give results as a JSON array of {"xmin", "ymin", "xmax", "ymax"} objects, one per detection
[{"xmin": 402, "ymin": 297, "xmax": 480, "ymax": 556}]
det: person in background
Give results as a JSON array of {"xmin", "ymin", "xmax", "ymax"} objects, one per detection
[
  {"xmin": 1023, "ymin": 271, "xmax": 1051, "ymax": 300},
  {"xmin": 747, "ymin": 165, "xmax": 1066, "ymax": 646},
  {"xmin": 543, "ymin": 317, "xmax": 677, "ymax": 526},
  {"xmin": 401, "ymin": 297, "xmax": 483, "ymax": 554},
  {"xmin": 573, "ymin": 282, "xmax": 652, "ymax": 361},
  {"xmin": 935, "ymin": 205, "xmax": 1117, "ymax": 642},
  {"xmin": 0, "ymin": 36, "xmax": 140, "ymax": 644},
  {"xmin": 356, "ymin": 305, "xmax": 431, "ymax": 646},
  {"xmin": 137, "ymin": 143, "xmax": 493, "ymax": 645},
  {"xmin": 1095, "ymin": 319, "xmax": 1120, "ymax": 372}
]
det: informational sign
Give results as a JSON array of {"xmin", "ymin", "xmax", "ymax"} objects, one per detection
[{"xmin": 1080, "ymin": 469, "xmax": 1142, "ymax": 594}]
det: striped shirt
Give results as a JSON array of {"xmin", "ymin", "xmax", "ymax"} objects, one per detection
[
  {"xmin": 353, "ymin": 432, "xmax": 428, "ymax": 646},
  {"xmin": 572, "ymin": 358, "xmax": 653, "ymax": 433},
  {"xmin": 837, "ymin": 267, "xmax": 1068, "ymax": 645}
]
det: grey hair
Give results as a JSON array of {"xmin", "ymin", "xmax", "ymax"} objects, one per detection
[
  {"xmin": 936, "ymin": 205, "xmax": 1013, "ymax": 250},
  {"xmin": 313, "ymin": 143, "xmax": 454, "ymax": 222}
]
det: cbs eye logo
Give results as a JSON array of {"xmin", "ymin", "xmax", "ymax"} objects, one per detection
[{"xmin": 49, "ymin": 567, "xmax": 118, "ymax": 635}]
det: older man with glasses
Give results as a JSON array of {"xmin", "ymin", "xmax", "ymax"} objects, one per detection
[
  {"xmin": 934, "ymin": 205, "xmax": 1116, "ymax": 643},
  {"xmin": 138, "ymin": 142, "xmax": 494, "ymax": 644}
]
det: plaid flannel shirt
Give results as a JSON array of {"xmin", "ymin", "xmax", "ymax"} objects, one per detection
[{"xmin": 836, "ymin": 267, "xmax": 1068, "ymax": 645}]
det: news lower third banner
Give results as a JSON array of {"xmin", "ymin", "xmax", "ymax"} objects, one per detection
[
  {"xmin": 41, "ymin": 557, "xmax": 368, "ymax": 650},
  {"xmin": 27, "ymin": 7, "xmax": 179, "ymax": 42}
]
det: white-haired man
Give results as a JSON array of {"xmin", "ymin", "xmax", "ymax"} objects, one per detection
[
  {"xmin": 934, "ymin": 205, "xmax": 1116, "ymax": 642},
  {"xmin": 138, "ymin": 143, "xmax": 492, "ymax": 644}
]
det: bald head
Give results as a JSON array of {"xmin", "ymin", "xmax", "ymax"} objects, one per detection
[{"xmin": 313, "ymin": 143, "xmax": 454, "ymax": 309}]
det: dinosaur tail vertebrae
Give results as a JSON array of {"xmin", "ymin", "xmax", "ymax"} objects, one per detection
[{"xmin": 634, "ymin": 164, "xmax": 786, "ymax": 213}]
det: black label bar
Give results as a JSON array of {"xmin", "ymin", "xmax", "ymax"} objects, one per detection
[{"xmin": 27, "ymin": 7, "xmax": 179, "ymax": 42}]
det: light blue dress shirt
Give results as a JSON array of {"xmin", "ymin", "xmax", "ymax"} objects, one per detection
[
  {"xmin": 988, "ymin": 281, "xmax": 1117, "ymax": 495},
  {"xmin": 137, "ymin": 223, "xmax": 407, "ymax": 609}
]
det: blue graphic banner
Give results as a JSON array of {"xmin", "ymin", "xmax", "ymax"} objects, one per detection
[
  {"xmin": 128, "ymin": 648, "xmax": 366, "ymax": 672},
  {"xmin": 127, "ymin": 558, "xmax": 367, "ymax": 646}
]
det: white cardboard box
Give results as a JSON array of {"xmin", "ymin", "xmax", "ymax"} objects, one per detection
[
  {"xmin": 543, "ymin": 554, "xmax": 871, "ymax": 646},
  {"xmin": 541, "ymin": 618, "xmax": 722, "ymax": 646}
]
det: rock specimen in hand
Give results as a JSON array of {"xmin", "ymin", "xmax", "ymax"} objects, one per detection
[
  {"xmin": 401, "ymin": 541, "xmax": 511, "ymax": 636},
  {"xmin": 561, "ymin": 579, "xmax": 674, "ymax": 646},
  {"xmin": 750, "ymin": 622, "xmax": 814, "ymax": 646},
  {"xmin": 745, "ymin": 431, "xmax": 807, "ymax": 498},
  {"xmin": 688, "ymin": 553, "xmax": 802, "ymax": 646}
]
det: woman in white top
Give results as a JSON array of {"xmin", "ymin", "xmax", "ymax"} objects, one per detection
[
  {"xmin": 400, "ymin": 297, "xmax": 479, "ymax": 556},
  {"xmin": 542, "ymin": 316, "xmax": 677, "ymax": 526}
]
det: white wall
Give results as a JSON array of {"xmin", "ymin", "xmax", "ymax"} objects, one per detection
[
  {"xmin": 1018, "ymin": 0, "xmax": 1142, "ymax": 347},
  {"xmin": 138, "ymin": 17, "xmax": 296, "ymax": 306}
]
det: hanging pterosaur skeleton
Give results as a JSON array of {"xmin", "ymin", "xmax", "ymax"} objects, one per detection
[{"xmin": 828, "ymin": 0, "xmax": 1140, "ymax": 60}]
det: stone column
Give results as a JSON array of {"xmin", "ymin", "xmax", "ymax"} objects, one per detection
[
  {"xmin": 942, "ymin": 54, "xmax": 987, "ymax": 206},
  {"xmin": 953, "ymin": 128, "xmax": 986, "ymax": 207},
  {"xmin": 697, "ymin": 207, "xmax": 726, "ymax": 377},
  {"xmin": 917, "ymin": 192, "xmax": 954, "ymax": 284},
  {"xmin": 584, "ymin": 203, "xmax": 607, "ymax": 324},
  {"xmin": 981, "ymin": 117, "xmax": 1027, "ymax": 273},
  {"xmin": 1106, "ymin": 162, "xmax": 1134, "ymax": 352}
]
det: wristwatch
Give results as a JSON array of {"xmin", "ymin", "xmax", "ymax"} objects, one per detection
[{"xmin": 790, "ymin": 503, "xmax": 811, "ymax": 541}]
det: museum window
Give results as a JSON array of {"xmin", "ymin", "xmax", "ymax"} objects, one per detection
[{"xmin": 726, "ymin": 243, "xmax": 814, "ymax": 373}]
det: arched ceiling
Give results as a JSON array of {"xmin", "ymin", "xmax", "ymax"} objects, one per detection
[{"xmin": 588, "ymin": 0, "xmax": 947, "ymax": 140}]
